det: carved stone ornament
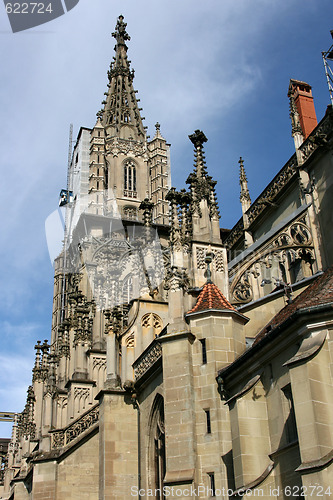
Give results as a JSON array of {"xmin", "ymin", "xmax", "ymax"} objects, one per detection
[
  {"xmin": 225, "ymin": 155, "xmax": 298, "ymax": 249},
  {"xmin": 225, "ymin": 107, "xmax": 333, "ymax": 250},
  {"xmin": 51, "ymin": 404, "xmax": 99, "ymax": 449},
  {"xmin": 230, "ymin": 215, "xmax": 315, "ymax": 304},
  {"xmin": 196, "ymin": 247, "xmax": 224, "ymax": 272},
  {"xmin": 164, "ymin": 266, "xmax": 190, "ymax": 293},
  {"xmin": 106, "ymin": 137, "xmax": 146, "ymax": 158},
  {"xmin": 133, "ymin": 341, "xmax": 162, "ymax": 380}
]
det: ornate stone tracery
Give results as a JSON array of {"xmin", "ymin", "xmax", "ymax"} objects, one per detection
[
  {"xmin": 230, "ymin": 215, "xmax": 315, "ymax": 303},
  {"xmin": 196, "ymin": 247, "xmax": 225, "ymax": 272},
  {"xmin": 133, "ymin": 341, "xmax": 162, "ymax": 380},
  {"xmin": 141, "ymin": 313, "xmax": 163, "ymax": 335},
  {"xmin": 51, "ymin": 404, "xmax": 99, "ymax": 450}
]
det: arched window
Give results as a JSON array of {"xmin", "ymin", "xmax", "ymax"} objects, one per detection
[
  {"xmin": 148, "ymin": 395, "xmax": 165, "ymax": 498},
  {"xmin": 124, "ymin": 160, "xmax": 137, "ymax": 198},
  {"xmin": 123, "ymin": 206, "xmax": 138, "ymax": 221}
]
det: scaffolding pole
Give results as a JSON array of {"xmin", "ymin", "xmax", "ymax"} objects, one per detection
[
  {"xmin": 322, "ymin": 30, "xmax": 333, "ymax": 106},
  {"xmin": 60, "ymin": 123, "xmax": 73, "ymax": 323}
]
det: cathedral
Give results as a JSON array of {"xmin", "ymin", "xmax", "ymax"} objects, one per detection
[{"xmin": 1, "ymin": 15, "xmax": 332, "ymax": 500}]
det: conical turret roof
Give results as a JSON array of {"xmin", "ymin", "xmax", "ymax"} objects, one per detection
[{"xmin": 186, "ymin": 281, "xmax": 236, "ymax": 315}]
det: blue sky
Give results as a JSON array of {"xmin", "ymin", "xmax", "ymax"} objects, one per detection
[{"xmin": 0, "ymin": 0, "xmax": 332, "ymax": 437}]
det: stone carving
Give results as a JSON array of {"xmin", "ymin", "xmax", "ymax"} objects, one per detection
[
  {"xmin": 74, "ymin": 387, "xmax": 90, "ymax": 401},
  {"xmin": 230, "ymin": 215, "xmax": 315, "ymax": 303},
  {"xmin": 196, "ymin": 247, "xmax": 224, "ymax": 272},
  {"xmin": 56, "ymin": 396, "xmax": 68, "ymax": 411},
  {"xmin": 299, "ymin": 108, "xmax": 333, "ymax": 162},
  {"xmin": 123, "ymin": 206, "xmax": 138, "ymax": 220},
  {"xmin": 225, "ymin": 156, "xmax": 298, "ymax": 249},
  {"xmin": 51, "ymin": 404, "xmax": 99, "ymax": 449},
  {"xmin": 232, "ymin": 273, "xmax": 253, "ymax": 303},
  {"xmin": 17, "ymin": 386, "xmax": 36, "ymax": 440},
  {"xmin": 125, "ymin": 333, "xmax": 135, "ymax": 348},
  {"xmin": 92, "ymin": 357, "xmax": 106, "ymax": 371},
  {"xmin": 215, "ymin": 250, "xmax": 225, "ymax": 272},
  {"xmin": 107, "ymin": 137, "xmax": 146, "ymax": 158},
  {"xmin": 32, "ymin": 340, "xmax": 50, "ymax": 382},
  {"xmin": 196, "ymin": 247, "xmax": 206, "ymax": 269},
  {"xmin": 133, "ymin": 342, "xmax": 162, "ymax": 380},
  {"xmin": 226, "ymin": 109, "xmax": 333, "ymax": 250},
  {"xmin": 141, "ymin": 313, "xmax": 163, "ymax": 335},
  {"xmin": 164, "ymin": 266, "xmax": 190, "ymax": 293}
]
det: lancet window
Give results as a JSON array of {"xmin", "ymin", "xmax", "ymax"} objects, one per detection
[
  {"xmin": 149, "ymin": 396, "xmax": 166, "ymax": 499},
  {"xmin": 124, "ymin": 160, "xmax": 137, "ymax": 198}
]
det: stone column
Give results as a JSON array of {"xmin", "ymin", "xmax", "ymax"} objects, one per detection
[
  {"xmin": 287, "ymin": 332, "xmax": 333, "ymax": 492},
  {"xmin": 160, "ymin": 331, "xmax": 197, "ymax": 494},
  {"xmin": 97, "ymin": 389, "xmax": 138, "ymax": 500},
  {"xmin": 105, "ymin": 332, "xmax": 118, "ymax": 388}
]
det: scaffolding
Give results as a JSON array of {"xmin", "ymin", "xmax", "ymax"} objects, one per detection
[
  {"xmin": 322, "ymin": 30, "xmax": 333, "ymax": 106},
  {"xmin": 60, "ymin": 123, "xmax": 74, "ymax": 323}
]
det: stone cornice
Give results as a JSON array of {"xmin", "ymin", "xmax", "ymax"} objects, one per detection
[
  {"xmin": 164, "ymin": 468, "xmax": 194, "ymax": 484},
  {"xmin": 186, "ymin": 308, "xmax": 249, "ymax": 324},
  {"xmin": 230, "ymin": 462, "xmax": 274, "ymax": 497},
  {"xmin": 295, "ymin": 448, "xmax": 333, "ymax": 472},
  {"xmin": 158, "ymin": 330, "xmax": 195, "ymax": 344}
]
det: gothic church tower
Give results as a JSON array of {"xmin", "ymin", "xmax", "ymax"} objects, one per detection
[{"xmin": 87, "ymin": 15, "xmax": 170, "ymax": 223}]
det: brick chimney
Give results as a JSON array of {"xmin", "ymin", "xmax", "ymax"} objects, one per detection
[{"xmin": 288, "ymin": 79, "xmax": 318, "ymax": 140}]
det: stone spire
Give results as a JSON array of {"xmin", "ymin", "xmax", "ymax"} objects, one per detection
[
  {"xmin": 186, "ymin": 130, "xmax": 220, "ymax": 243},
  {"xmin": 288, "ymin": 86, "xmax": 304, "ymax": 152},
  {"xmin": 239, "ymin": 157, "xmax": 251, "ymax": 214},
  {"xmin": 99, "ymin": 15, "xmax": 146, "ymax": 140},
  {"xmin": 189, "ymin": 129, "xmax": 208, "ymax": 178},
  {"xmin": 238, "ymin": 157, "xmax": 253, "ymax": 247}
]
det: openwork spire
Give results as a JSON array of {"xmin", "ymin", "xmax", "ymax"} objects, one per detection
[
  {"xmin": 239, "ymin": 157, "xmax": 251, "ymax": 213},
  {"xmin": 98, "ymin": 15, "xmax": 146, "ymax": 139}
]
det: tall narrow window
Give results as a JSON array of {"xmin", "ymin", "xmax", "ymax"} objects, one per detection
[
  {"xmin": 150, "ymin": 396, "xmax": 166, "ymax": 499},
  {"xmin": 205, "ymin": 409, "xmax": 211, "ymax": 434},
  {"xmin": 208, "ymin": 473, "xmax": 216, "ymax": 497},
  {"xmin": 199, "ymin": 338, "xmax": 207, "ymax": 364},
  {"xmin": 282, "ymin": 384, "xmax": 298, "ymax": 443},
  {"xmin": 124, "ymin": 160, "xmax": 137, "ymax": 197}
]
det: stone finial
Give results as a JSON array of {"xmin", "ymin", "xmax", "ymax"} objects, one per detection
[
  {"xmin": 239, "ymin": 157, "xmax": 251, "ymax": 211},
  {"xmin": 204, "ymin": 252, "xmax": 214, "ymax": 283},
  {"xmin": 189, "ymin": 130, "xmax": 207, "ymax": 148},
  {"xmin": 34, "ymin": 341, "xmax": 42, "ymax": 369},
  {"xmin": 289, "ymin": 93, "xmax": 303, "ymax": 138},
  {"xmin": 112, "ymin": 15, "xmax": 131, "ymax": 47},
  {"xmin": 189, "ymin": 130, "xmax": 208, "ymax": 178},
  {"xmin": 139, "ymin": 198, "xmax": 154, "ymax": 227},
  {"xmin": 239, "ymin": 157, "xmax": 246, "ymax": 182}
]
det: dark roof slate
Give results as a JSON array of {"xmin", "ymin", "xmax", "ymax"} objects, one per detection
[{"xmin": 254, "ymin": 267, "xmax": 333, "ymax": 344}]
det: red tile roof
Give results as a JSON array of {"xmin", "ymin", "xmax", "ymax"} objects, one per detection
[
  {"xmin": 187, "ymin": 282, "xmax": 236, "ymax": 315},
  {"xmin": 254, "ymin": 267, "xmax": 333, "ymax": 344}
]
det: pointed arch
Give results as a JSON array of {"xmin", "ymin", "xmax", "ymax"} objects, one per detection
[
  {"xmin": 147, "ymin": 394, "xmax": 166, "ymax": 498},
  {"xmin": 124, "ymin": 159, "xmax": 137, "ymax": 198}
]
